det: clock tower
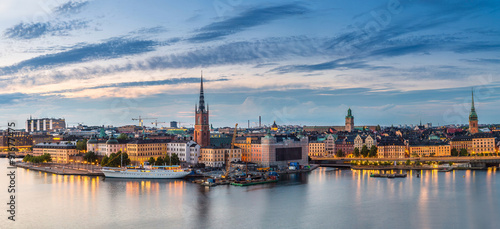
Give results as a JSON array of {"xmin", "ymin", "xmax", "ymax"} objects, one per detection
[{"xmin": 194, "ymin": 73, "xmax": 210, "ymax": 147}]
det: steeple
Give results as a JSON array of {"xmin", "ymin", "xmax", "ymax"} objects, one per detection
[
  {"xmin": 469, "ymin": 88, "xmax": 478, "ymax": 121},
  {"xmin": 198, "ymin": 71, "xmax": 206, "ymax": 113}
]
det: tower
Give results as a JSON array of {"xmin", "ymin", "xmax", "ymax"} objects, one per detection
[
  {"xmin": 345, "ymin": 108, "xmax": 354, "ymax": 132},
  {"xmin": 194, "ymin": 72, "xmax": 210, "ymax": 147},
  {"xmin": 469, "ymin": 89, "xmax": 478, "ymax": 134}
]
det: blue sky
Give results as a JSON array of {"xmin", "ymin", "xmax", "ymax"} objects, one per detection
[{"xmin": 1, "ymin": 0, "xmax": 500, "ymax": 128}]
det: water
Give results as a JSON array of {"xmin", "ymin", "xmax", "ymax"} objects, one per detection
[{"xmin": 1, "ymin": 159, "xmax": 499, "ymax": 229}]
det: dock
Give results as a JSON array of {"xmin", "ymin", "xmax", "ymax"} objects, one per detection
[{"xmin": 15, "ymin": 162, "xmax": 104, "ymax": 176}]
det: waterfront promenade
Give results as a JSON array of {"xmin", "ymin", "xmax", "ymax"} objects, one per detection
[{"xmin": 15, "ymin": 162, "xmax": 103, "ymax": 176}]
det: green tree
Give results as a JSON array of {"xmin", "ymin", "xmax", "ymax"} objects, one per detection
[
  {"xmin": 76, "ymin": 139, "xmax": 87, "ymax": 152},
  {"xmin": 155, "ymin": 157, "xmax": 165, "ymax": 166},
  {"xmin": 101, "ymin": 156, "xmax": 109, "ymax": 166},
  {"xmin": 23, "ymin": 154, "xmax": 32, "ymax": 162},
  {"xmin": 405, "ymin": 159, "xmax": 411, "ymax": 165},
  {"xmin": 335, "ymin": 149, "xmax": 343, "ymax": 158},
  {"xmin": 117, "ymin": 133, "xmax": 129, "ymax": 140},
  {"xmin": 451, "ymin": 148, "xmax": 459, "ymax": 157},
  {"xmin": 460, "ymin": 149, "xmax": 468, "ymax": 156},
  {"xmin": 148, "ymin": 157, "xmax": 156, "ymax": 165},
  {"xmin": 164, "ymin": 154, "xmax": 171, "ymax": 165},
  {"xmin": 369, "ymin": 146, "xmax": 378, "ymax": 158},
  {"xmin": 353, "ymin": 148, "xmax": 360, "ymax": 157},
  {"xmin": 170, "ymin": 153, "xmax": 180, "ymax": 165},
  {"xmin": 104, "ymin": 152, "xmax": 130, "ymax": 167},
  {"xmin": 361, "ymin": 145, "xmax": 369, "ymax": 157},
  {"xmin": 83, "ymin": 151, "xmax": 98, "ymax": 163},
  {"xmin": 376, "ymin": 125, "xmax": 381, "ymax": 131},
  {"xmin": 42, "ymin": 153, "xmax": 52, "ymax": 162}
]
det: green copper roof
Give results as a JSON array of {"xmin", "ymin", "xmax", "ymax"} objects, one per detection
[
  {"xmin": 346, "ymin": 108, "xmax": 353, "ymax": 118},
  {"xmin": 469, "ymin": 90, "xmax": 478, "ymax": 121}
]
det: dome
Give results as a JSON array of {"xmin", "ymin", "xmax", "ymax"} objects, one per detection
[
  {"xmin": 106, "ymin": 135, "xmax": 119, "ymax": 144},
  {"xmin": 88, "ymin": 136, "xmax": 98, "ymax": 144}
]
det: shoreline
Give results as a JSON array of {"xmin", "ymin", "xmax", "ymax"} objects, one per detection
[{"xmin": 350, "ymin": 165, "xmax": 495, "ymax": 170}]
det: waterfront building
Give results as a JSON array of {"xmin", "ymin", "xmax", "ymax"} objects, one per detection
[
  {"xmin": 199, "ymin": 146, "xmax": 242, "ymax": 168},
  {"xmin": 126, "ymin": 139, "xmax": 170, "ymax": 165},
  {"xmin": 33, "ymin": 142, "xmax": 77, "ymax": 163},
  {"xmin": 308, "ymin": 141, "xmax": 326, "ymax": 157},
  {"xmin": 354, "ymin": 134, "xmax": 377, "ymax": 150},
  {"xmin": 325, "ymin": 134, "xmax": 337, "ymax": 156},
  {"xmin": 234, "ymin": 136, "xmax": 259, "ymax": 162},
  {"xmin": 450, "ymin": 136, "xmax": 472, "ymax": 153},
  {"xmin": 256, "ymin": 134, "xmax": 308, "ymax": 167},
  {"xmin": 0, "ymin": 131, "xmax": 33, "ymax": 152},
  {"xmin": 408, "ymin": 142, "xmax": 451, "ymax": 157},
  {"xmin": 87, "ymin": 135, "xmax": 127, "ymax": 157},
  {"xmin": 194, "ymin": 74, "xmax": 210, "ymax": 147},
  {"xmin": 345, "ymin": 108, "xmax": 354, "ymax": 132},
  {"xmin": 377, "ymin": 138, "xmax": 406, "ymax": 158},
  {"xmin": 334, "ymin": 136, "xmax": 355, "ymax": 157},
  {"xmin": 471, "ymin": 133, "xmax": 495, "ymax": 155},
  {"xmin": 167, "ymin": 140, "xmax": 200, "ymax": 165},
  {"xmin": 469, "ymin": 90, "xmax": 479, "ymax": 134},
  {"xmin": 26, "ymin": 117, "xmax": 66, "ymax": 133}
]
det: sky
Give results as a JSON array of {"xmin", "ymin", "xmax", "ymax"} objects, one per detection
[{"xmin": 1, "ymin": 0, "xmax": 500, "ymax": 129}]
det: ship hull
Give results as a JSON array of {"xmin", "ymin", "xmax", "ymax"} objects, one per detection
[{"xmin": 102, "ymin": 169, "xmax": 190, "ymax": 179}]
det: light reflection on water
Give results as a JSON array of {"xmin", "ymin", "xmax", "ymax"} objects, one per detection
[{"xmin": 1, "ymin": 159, "xmax": 499, "ymax": 229}]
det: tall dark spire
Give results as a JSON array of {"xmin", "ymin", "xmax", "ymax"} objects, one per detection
[
  {"xmin": 198, "ymin": 71, "xmax": 206, "ymax": 113},
  {"xmin": 469, "ymin": 88, "xmax": 478, "ymax": 121}
]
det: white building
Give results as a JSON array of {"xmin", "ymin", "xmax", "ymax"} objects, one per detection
[{"xmin": 167, "ymin": 140, "xmax": 201, "ymax": 165}]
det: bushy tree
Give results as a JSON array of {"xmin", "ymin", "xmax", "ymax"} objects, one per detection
[
  {"xmin": 353, "ymin": 148, "xmax": 360, "ymax": 157},
  {"xmin": 83, "ymin": 151, "xmax": 98, "ymax": 163},
  {"xmin": 170, "ymin": 153, "xmax": 180, "ymax": 165},
  {"xmin": 148, "ymin": 157, "xmax": 156, "ymax": 165},
  {"xmin": 335, "ymin": 149, "xmax": 343, "ymax": 158},
  {"xmin": 76, "ymin": 139, "xmax": 87, "ymax": 152},
  {"xmin": 369, "ymin": 146, "xmax": 377, "ymax": 158},
  {"xmin": 117, "ymin": 133, "xmax": 129, "ymax": 140},
  {"xmin": 361, "ymin": 145, "xmax": 369, "ymax": 157},
  {"xmin": 460, "ymin": 149, "xmax": 468, "ymax": 156},
  {"xmin": 155, "ymin": 157, "xmax": 165, "ymax": 165},
  {"xmin": 451, "ymin": 148, "xmax": 459, "ymax": 157}
]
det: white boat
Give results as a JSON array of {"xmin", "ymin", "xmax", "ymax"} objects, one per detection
[{"xmin": 102, "ymin": 165, "xmax": 191, "ymax": 179}]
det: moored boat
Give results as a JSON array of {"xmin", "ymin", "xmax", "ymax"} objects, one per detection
[{"xmin": 102, "ymin": 165, "xmax": 190, "ymax": 179}]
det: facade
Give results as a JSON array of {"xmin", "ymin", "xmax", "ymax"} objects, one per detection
[
  {"xmin": 199, "ymin": 146, "xmax": 242, "ymax": 168},
  {"xmin": 194, "ymin": 75, "xmax": 210, "ymax": 147},
  {"xmin": 345, "ymin": 108, "xmax": 354, "ymax": 132},
  {"xmin": 167, "ymin": 140, "xmax": 200, "ymax": 165},
  {"xmin": 0, "ymin": 131, "xmax": 33, "ymax": 152},
  {"xmin": 234, "ymin": 136, "xmax": 260, "ymax": 162},
  {"xmin": 469, "ymin": 90, "xmax": 479, "ymax": 134},
  {"xmin": 26, "ymin": 118, "xmax": 66, "ymax": 133},
  {"xmin": 87, "ymin": 136, "xmax": 127, "ymax": 157},
  {"xmin": 334, "ymin": 136, "xmax": 355, "ymax": 156},
  {"xmin": 33, "ymin": 142, "xmax": 77, "ymax": 163},
  {"xmin": 354, "ymin": 134, "xmax": 376, "ymax": 150},
  {"xmin": 325, "ymin": 134, "xmax": 337, "ymax": 156},
  {"xmin": 409, "ymin": 143, "xmax": 451, "ymax": 157},
  {"xmin": 450, "ymin": 136, "xmax": 472, "ymax": 153},
  {"xmin": 377, "ymin": 138, "xmax": 406, "ymax": 159},
  {"xmin": 126, "ymin": 139, "xmax": 170, "ymax": 165},
  {"xmin": 257, "ymin": 134, "xmax": 308, "ymax": 167},
  {"xmin": 308, "ymin": 141, "xmax": 326, "ymax": 157},
  {"xmin": 471, "ymin": 134, "xmax": 495, "ymax": 154}
]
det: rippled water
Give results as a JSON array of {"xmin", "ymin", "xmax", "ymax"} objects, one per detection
[{"xmin": 1, "ymin": 159, "xmax": 498, "ymax": 229}]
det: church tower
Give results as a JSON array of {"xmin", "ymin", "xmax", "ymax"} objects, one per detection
[
  {"xmin": 345, "ymin": 108, "xmax": 354, "ymax": 132},
  {"xmin": 469, "ymin": 89, "xmax": 478, "ymax": 135},
  {"xmin": 194, "ymin": 73, "xmax": 210, "ymax": 147}
]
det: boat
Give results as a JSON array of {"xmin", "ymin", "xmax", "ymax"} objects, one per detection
[
  {"xmin": 370, "ymin": 173, "xmax": 407, "ymax": 178},
  {"xmin": 438, "ymin": 168, "xmax": 453, "ymax": 172},
  {"xmin": 231, "ymin": 179, "xmax": 278, "ymax": 186},
  {"xmin": 102, "ymin": 165, "xmax": 190, "ymax": 179}
]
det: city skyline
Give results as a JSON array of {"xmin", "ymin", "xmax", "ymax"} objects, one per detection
[{"xmin": 1, "ymin": 0, "xmax": 500, "ymax": 127}]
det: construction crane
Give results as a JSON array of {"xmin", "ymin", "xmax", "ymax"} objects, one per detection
[
  {"xmin": 224, "ymin": 123, "xmax": 238, "ymax": 178},
  {"xmin": 132, "ymin": 116, "xmax": 155, "ymax": 127},
  {"xmin": 151, "ymin": 120, "xmax": 166, "ymax": 127}
]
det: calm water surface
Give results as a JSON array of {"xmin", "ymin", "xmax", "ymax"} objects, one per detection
[{"xmin": 1, "ymin": 158, "xmax": 499, "ymax": 229}]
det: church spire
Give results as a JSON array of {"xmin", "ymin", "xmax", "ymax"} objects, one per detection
[
  {"xmin": 469, "ymin": 88, "xmax": 478, "ymax": 121},
  {"xmin": 198, "ymin": 71, "xmax": 206, "ymax": 113}
]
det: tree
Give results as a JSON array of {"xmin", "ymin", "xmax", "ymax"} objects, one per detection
[
  {"xmin": 155, "ymin": 157, "xmax": 165, "ymax": 166},
  {"xmin": 76, "ymin": 139, "xmax": 87, "ymax": 152},
  {"xmin": 405, "ymin": 159, "xmax": 411, "ymax": 165},
  {"xmin": 451, "ymin": 148, "xmax": 459, "ymax": 157},
  {"xmin": 460, "ymin": 149, "xmax": 468, "ymax": 157},
  {"xmin": 335, "ymin": 149, "xmax": 343, "ymax": 158},
  {"xmin": 164, "ymin": 154, "xmax": 171, "ymax": 165},
  {"xmin": 369, "ymin": 146, "xmax": 378, "ymax": 158},
  {"xmin": 83, "ymin": 151, "xmax": 98, "ymax": 163},
  {"xmin": 170, "ymin": 153, "xmax": 180, "ymax": 165},
  {"xmin": 361, "ymin": 145, "xmax": 369, "ymax": 157},
  {"xmin": 41, "ymin": 153, "xmax": 52, "ymax": 162},
  {"xmin": 376, "ymin": 125, "xmax": 381, "ymax": 131},
  {"xmin": 148, "ymin": 157, "xmax": 156, "ymax": 165},
  {"xmin": 117, "ymin": 133, "xmax": 129, "ymax": 140},
  {"xmin": 353, "ymin": 148, "xmax": 360, "ymax": 157},
  {"xmin": 101, "ymin": 156, "xmax": 109, "ymax": 166},
  {"xmin": 23, "ymin": 154, "xmax": 32, "ymax": 162}
]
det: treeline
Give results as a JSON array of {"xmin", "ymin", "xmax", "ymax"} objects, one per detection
[
  {"xmin": 148, "ymin": 153, "xmax": 180, "ymax": 166},
  {"xmin": 336, "ymin": 145, "xmax": 378, "ymax": 158},
  {"xmin": 101, "ymin": 151, "xmax": 131, "ymax": 167},
  {"xmin": 22, "ymin": 154, "xmax": 52, "ymax": 163}
]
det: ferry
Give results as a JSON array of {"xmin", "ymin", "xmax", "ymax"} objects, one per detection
[{"xmin": 102, "ymin": 165, "xmax": 190, "ymax": 179}]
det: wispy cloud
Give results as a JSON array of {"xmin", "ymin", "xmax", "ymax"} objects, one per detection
[
  {"xmin": 4, "ymin": 19, "xmax": 89, "ymax": 40},
  {"xmin": 53, "ymin": 0, "xmax": 89, "ymax": 15},
  {"xmin": 188, "ymin": 4, "xmax": 308, "ymax": 42},
  {"xmin": 460, "ymin": 58, "xmax": 500, "ymax": 64},
  {"xmin": 0, "ymin": 37, "xmax": 158, "ymax": 75}
]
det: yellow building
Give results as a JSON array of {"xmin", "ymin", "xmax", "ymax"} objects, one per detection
[
  {"xmin": 33, "ymin": 142, "xmax": 78, "ymax": 163},
  {"xmin": 200, "ymin": 146, "xmax": 242, "ymax": 168},
  {"xmin": 377, "ymin": 138, "xmax": 406, "ymax": 159},
  {"xmin": 126, "ymin": 139, "xmax": 168, "ymax": 165},
  {"xmin": 409, "ymin": 144, "xmax": 450, "ymax": 157},
  {"xmin": 471, "ymin": 134, "xmax": 495, "ymax": 155},
  {"xmin": 450, "ymin": 136, "xmax": 472, "ymax": 153},
  {"xmin": 234, "ymin": 136, "xmax": 259, "ymax": 162},
  {"xmin": 308, "ymin": 141, "xmax": 326, "ymax": 157}
]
